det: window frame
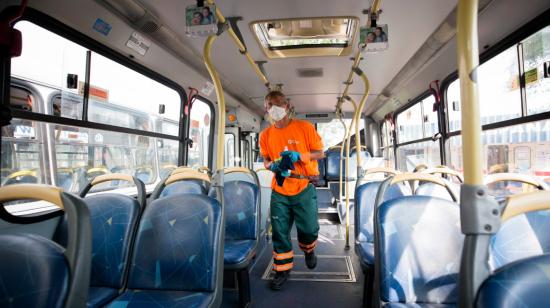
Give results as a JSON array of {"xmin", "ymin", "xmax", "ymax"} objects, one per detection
[
  {"xmin": 393, "ymin": 92, "xmax": 444, "ymax": 169},
  {"xmin": 185, "ymin": 95, "xmax": 215, "ymax": 169},
  {"xmin": 2, "ymin": 7, "xmax": 189, "ymax": 165},
  {"xmin": 440, "ymin": 9, "xmax": 550, "ymax": 170}
]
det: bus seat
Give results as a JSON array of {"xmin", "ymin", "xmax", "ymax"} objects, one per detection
[
  {"xmin": 0, "ymin": 185, "xmax": 92, "ymax": 308},
  {"xmin": 489, "ymin": 210, "xmax": 550, "ymax": 270},
  {"xmin": 134, "ymin": 167, "xmax": 153, "ymax": 183},
  {"xmin": 54, "ymin": 175, "xmax": 145, "ymax": 308},
  {"xmin": 56, "ymin": 169, "xmax": 74, "ymax": 191},
  {"xmin": 222, "ymin": 180, "xmax": 259, "ymax": 307},
  {"xmin": 0, "ymin": 234, "xmax": 71, "ymax": 307},
  {"xmin": 349, "ymin": 149, "xmax": 371, "ymax": 179},
  {"xmin": 375, "ymin": 196, "xmax": 463, "ymax": 306},
  {"xmin": 415, "ymin": 182, "xmax": 459, "ymax": 202},
  {"xmin": 325, "ymin": 148, "xmax": 344, "ymax": 181},
  {"xmin": 355, "ymin": 182, "xmax": 410, "ymax": 268},
  {"xmin": 476, "ymin": 254, "xmax": 550, "ymax": 308},
  {"xmin": 316, "ymin": 157, "xmax": 326, "ymax": 187},
  {"xmin": 160, "ymin": 179, "xmax": 206, "ymax": 198},
  {"xmin": 106, "ymin": 193, "xmax": 223, "ymax": 308}
]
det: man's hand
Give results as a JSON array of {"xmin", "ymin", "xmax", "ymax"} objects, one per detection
[{"xmin": 281, "ymin": 150, "xmax": 301, "ymax": 163}]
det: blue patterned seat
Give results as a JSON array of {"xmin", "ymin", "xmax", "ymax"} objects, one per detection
[
  {"xmin": 354, "ymin": 182, "xmax": 410, "ymax": 269},
  {"xmin": 106, "ymin": 193, "xmax": 223, "ymax": 308},
  {"xmin": 376, "ymin": 196, "xmax": 463, "ymax": 307},
  {"xmin": 325, "ymin": 148, "xmax": 344, "ymax": 181},
  {"xmin": 489, "ymin": 210, "xmax": 550, "ymax": 270},
  {"xmin": 476, "ymin": 253, "xmax": 550, "ymax": 307},
  {"xmin": 223, "ymin": 180, "xmax": 259, "ymax": 267},
  {"xmin": 415, "ymin": 182, "xmax": 458, "ymax": 202},
  {"xmin": 0, "ymin": 234, "xmax": 70, "ymax": 308},
  {"xmin": 54, "ymin": 194, "xmax": 141, "ymax": 307},
  {"xmin": 160, "ymin": 179, "xmax": 206, "ymax": 198}
]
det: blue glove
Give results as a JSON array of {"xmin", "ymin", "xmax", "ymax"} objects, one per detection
[
  {"xmin": 281, "ymin": 150, "xmax": 301, "ymax": 163},
  {"xmin": 269, "ymin": 161, "xmax": 280, "ymax": 172}
]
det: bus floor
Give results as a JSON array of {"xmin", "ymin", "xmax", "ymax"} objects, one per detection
[{"xmin": 222, "ymin": 217, "xmax": 364, "ymax": 307}]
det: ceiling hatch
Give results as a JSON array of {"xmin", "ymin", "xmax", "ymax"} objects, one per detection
[{"xmin": 250, "ymin": 17, "xmax": 358, "ymax": 59}]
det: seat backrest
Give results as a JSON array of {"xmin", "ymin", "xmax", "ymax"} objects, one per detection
[
  {"xmin": 415, "ymin": 182, "xmax": 458, "ymax": 201},
  {"xmin": 325, "ymin": 148, "xmax": 343, "ymax": 181},
  {"xmin": 0, "ymin": 234, "xmax": 70, "ymax": 308},
  {"xmin": 223, "ymin": 180, "xmax": 259, "ymax": 240},
  {"xmin": 376, "ymin": 196, "xmax": 463, "ymax": 304},
  {"xmin": 86, "ymin": 194, "xmax": 140, "ymax": 288},
  {"xmin": 159, "ymin": 179, "xmax": 206, "ymax": 198},
  {"xmin": 127, "ymin": 193, "xmax": 223, "ymax": 292},
  {"xmin": 476, "ymin": 253, "xmax": 550, "ymax": 308},
  {"xmin": 489, "ymin": 209, "xmax": 550, "ymax": 270},
  {"xmin": 355, "ymin": 181, "xmax": 410, "ymax": 243}
]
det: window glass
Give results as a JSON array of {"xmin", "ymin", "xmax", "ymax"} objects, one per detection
[
  {"xmin": 396, "ymin": 140, "xmax": 441, "ymax": 172},
  {"xmin": 523, "ymin": 26, "xmax": 550, "ymax": 115},
  {"xmin": 158, "ymin": 139, "xmax": 179, "ymax": 179},
  {"xmin": 1, "ymin": 119, "xmax": 46, "ymax": 186},
  {"xmin": 397, "ymin": 103, "xmax": 423, "ymax": 143},
  {"xmin": 225, "ymin": 133, "xmax": 236, "ymax": 167},
  {"xmin": 89, "ymin": 52, "xmax": 181, "ymax": 134},
  {"xmin": 52, "ymin": 123, "xmax": 160, "ymax": 192},
  {"xmin": 447, "ymin": 46, "xmax": 522, "ymax": 131},
  {"xmin": 447, "ymin": 119, "xmax": 550, "ymax": 186},
  {"xmin": 422, "ymin": 95, "xmax": 439, "ymax": 137},
  {"xmin": 382, "ymin": 147, "xmax": 395, "ymax": 169},
  {"xmin": 188, "ymin": 98, "xmax": 212, "ymax": 167},
  {"xmin": 317, "ymin": 118, "xmax": 365, "ymax": 151},
  {"xmin": 12, "ymin": 21, "xmax": 86, "ymax": 118}
]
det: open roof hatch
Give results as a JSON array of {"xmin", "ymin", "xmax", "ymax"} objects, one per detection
[{"xmin": 250, "ymin": 16, "xmax": 358, "ymax": 59}]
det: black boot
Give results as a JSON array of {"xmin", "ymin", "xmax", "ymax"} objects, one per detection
[
  {"xmin": 270, "ymin": 270, "xmax": 290, "ymax": 290},
  {"xmin": 305, "ymin": 251, "xmax": 317, "ymax": 269}
]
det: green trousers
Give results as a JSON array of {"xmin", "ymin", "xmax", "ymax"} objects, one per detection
[{"xmin": 271, "ymin": 184, "xmax": 319, "ymax": 271}]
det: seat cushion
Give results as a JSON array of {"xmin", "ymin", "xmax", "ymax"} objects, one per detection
[
  {"xmin": 160, "ymin": 180, "xmax": 206, "ymax": 198},
  {"xmin": 489, "ymin": 210, "xmax": 550, "ymax": 270},
  {"xmin": 87, "ymin": 287, "xmax": 118, "ymax": 308},
  {"xmin": 127, "ymin": 194, "xmax": 222, "ymax": 292},
  {"xmin": 224, "ymin": 180, "xmax": 259, "ymax": 240},
  {"xmin": 377, "ymin": 196, "xmax": 463, "ymax": 304},
  {"xmin": 384, "ymin": 303, "xmax": 456, "ymax": 308},
  {"xmin": 106, "ymin": 290, "xmax": 213, "ymax": 307},
  {"xmin": 356, "ymin": 241, "xmax": 374, "ymax": 268},
  {"xmin": 86, "ymin": 194, "xmax": 140, "ymax": 289},
  {"xmin": 0, "ymin": 234, "xmax": 69, "ymax": 308},
  {"xmin": 476, "ymin": 254, "xmax": 550, "ymax": 308},
  {"xmin": 224, "ymin": 239, "xmax": 256, "ymax": 265}
]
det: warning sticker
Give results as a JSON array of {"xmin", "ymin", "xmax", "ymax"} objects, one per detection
[
  {"xmin": 126, "ymin": 32, "xmax": 151, "ymax": 56},
  {"xmin": 93, "ymin": 18, "xmax": 112, "ymax": 36},
  {"xmin": 525, "ymin": 68, "xmax": 538, "ymax": 85}
]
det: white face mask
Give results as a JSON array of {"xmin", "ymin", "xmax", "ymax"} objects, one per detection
[{"xmin": 268, "ymin": 105, "xmax": 287, "ymax": 121}]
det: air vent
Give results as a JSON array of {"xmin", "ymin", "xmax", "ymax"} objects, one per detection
[
  {"xmin": 305, "ymin": 113, "xmax": 329, "ymax": 118},
  {"xmin": 297, "ymin": 68, "xmax": 323, "ymax": 78},
  {"xmin": 135, "ymin": 11, "xmax": 161, "ymax": 34}
]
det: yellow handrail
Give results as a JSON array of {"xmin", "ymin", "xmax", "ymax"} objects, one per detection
[
  {"xmin": 457, "ymin": 0, "xmax": 483, "ymax": 185},
  {"xmin": 91, "ymin": 173, "xmax": 134, "ymax": 186},
  {"xmin": 165, "ymin": 171, "xmax": 211, "ymax": 185},
  {"xmin": 206, "ymin": 0, "xmax": 269, "ymax": 87},
  {"xmin": 422, "ymin": 167, "xmax": 464, "ymax": 183},
  {"xmin": 501, "ymin": 191, "xmax": 550, "ymax": 222},
  {"xmin": 0, "ymin": 184, "xmax": 64, "ymax": 209}
]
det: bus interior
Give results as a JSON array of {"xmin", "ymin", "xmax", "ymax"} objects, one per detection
[{"xmin": 0, "ymin": 0, "xmax": 549, "ymax": 307}]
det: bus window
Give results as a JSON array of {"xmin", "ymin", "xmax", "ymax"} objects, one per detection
[
  {"xmin": 12, "ymin": 21, "xmax": 86, "ymax": 119},
  {"xmin": 1, "ymin": 119, "xmax": 45, "ymax": 186},
  {"xmin": 396, "ymin": 140, "xmax": 441, "ymax": 172},
  {"xmin": 422, "ymin": 95, "xmax": 439, "ymax": 137},
  {"xmin": 447, "ymin": 119, "xmax": 550, "ymax": 188},
  {"xmin": 447, "ymin": 45, "xmax": 522, "ymax": 132},
  {"xmin": 397, "ymin": 103, "xmax": 423, "ymax": 143},
  {"xmin": 317, "ymin": 118, "xmax": 365, "ymax": 151},
  {"xmin": 523, "ymin": 25, "xmax": 550, "ymax": 115},
  {"xmin": 188, "ymin": 98, "xmax": 212, "ymax": 168}
]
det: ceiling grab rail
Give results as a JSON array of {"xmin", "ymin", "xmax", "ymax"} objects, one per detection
[
  {"xmin": 456, "ymin": 0, "xmax": 501, "ymax": 307},
  {"xmin": 203, "ymin": 0, "xmax": 272, "ymax": 206},
  {"xmin": 336, "ymin": 0, "xmax": 381, "ymax": 249}
]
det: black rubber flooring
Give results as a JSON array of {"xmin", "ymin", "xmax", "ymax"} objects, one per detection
[{"xmin": 221, "ymin": 222, "xmax": 365, "ymax": 308}]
